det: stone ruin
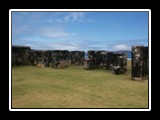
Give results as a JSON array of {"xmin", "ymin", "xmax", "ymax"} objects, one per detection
[
  {"xmin": 84, "ymin": 50, "xmax": 113, "ymax": 69},
  {"xmin": 12, "ymin": 45, "xmax": 32, "ymax": 66},
  {"xmin": 132, "ymin": 46, "xmax": 148, "ymax": 80},
  {"xmin": 84, "ymin": 50, "xmax": 127, "ymax": 74},
  {"xmin": 30, "ymin": 50, "xmax": 70, "ymax": 68},
  {"xmin": 12, "ymin": 45, "xmax": 84, "ymax": 68},
  {"xmin": 69, "ymin": 51, "xmax": 85, "ymax": 66},
  {"xmin": 111, "ymin": 53, "xmax": 127, "ymax": 74},
  {"xmin": 30, "ymin": 50, "xmax": 49, "ymax": 67},
  {"xmin": 12, "ymin": 45, "xmax": 149, "ymax": 77}
]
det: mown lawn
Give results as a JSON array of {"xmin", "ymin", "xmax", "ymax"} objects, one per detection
[{"xmin": 12, "ymin": 61, "xmax": 148, "ymax": 108}]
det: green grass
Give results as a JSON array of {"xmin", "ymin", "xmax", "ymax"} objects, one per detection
[{"xmin": 12, "ymin": 61, "xmax": 148, "ymax": 108}]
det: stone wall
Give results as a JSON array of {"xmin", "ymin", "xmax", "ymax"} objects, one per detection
[
  {"xmin": 12, "ymin": 46, "xmax": 85, "ymax": 68},
  {"xmin": 12, "ymin": 45, "xmax": 31, "ymax": 66},
  {"xmin": 84, "ymin": 50, "xmax": 127, "ymax": 74},
  {"xmin": 12, "ymin": 45, "xmax": 148, "ymax": 77},
  {"xmin": 132, "ymin": 46, "xmax": 148, "ymax": 80},
  {"xmin": 69, "ymin": 51, "xmax": 84, "ymax": 66}
]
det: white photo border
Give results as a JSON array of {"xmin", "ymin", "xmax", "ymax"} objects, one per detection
[{"xmin": 9, "ymin": 9, "xmax": 151, "ymax": 111}]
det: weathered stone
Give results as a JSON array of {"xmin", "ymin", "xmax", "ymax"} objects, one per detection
[
  {"xmin": 12, "ymin": 45, "xmax": 127, "ymax": 74},
  {"xmin": 84, "ymin": 59, "xmax": 94, "ymax": 70},
  {"xmin": 84, "ymin": 50, "xmax": 127, "ymax": 74},
  {"xmin": 132, "ymin": 46, "xmax": 148, "ymax": 80},
  {"xmin": 69, "ymin": 51, "xmax": 85, "ymax": 66},
  {"xmin": 12, "ymin": 45, "xmax": 31, "ymax": 66},
  {"xmin": 111, "ymin": 53, "xmax": 127, "ymax": 74}
]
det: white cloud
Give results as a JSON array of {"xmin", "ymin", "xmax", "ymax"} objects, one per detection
[
  {"xmin": 55, "ymin": 12, "xmax": 85, "ymax": 22},
  {"xmin": 112, "ymin": 44, "xmax": 131, "ymax": 51},
  {"xmin": 43, "ymin": 12, "xmax": 91, "ymax": 23},
  {"xmin": 48, "ymin": 44, "xmax": 80, "ymax": 50},
  {"xmin": 39, "ymin": 28, "xmax": 76, "ymax": 38},
  {"xmin": 65, "ymin": 12, "xmax": 84, "ymax": 22}
]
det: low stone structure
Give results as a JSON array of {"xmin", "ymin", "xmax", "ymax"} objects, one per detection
[
  {"xmin": 86, "ymin": 50, "xmax": 114, "ymax": 69},
  {"xmin": 12, "ymin": 45, "xmax": 148, "ymax": 77},
  {"xmin": 30, "ymin": 50, "xmax": 47, "ymax": 67},
  {"xmin": 12, "ymin": 45, "xmax": 31, "ymax": 66},
  {"xmin": 132, "ymin": 46, "xmax": 148, "ymax": 80},
  {"xmin": 84, "ymin": 50, "xmax": 127, "ymax": 74},
  {"xmin": 12, "ymin": 45, "xmax": 85, "ymax": 68},
  {"xmin": 49, "ymin": 50, "xmax": 70, "ymax": 68},
  {"xmin": 111, "ymin": 53, "xmax": 127, "ymax": 74},
  {"xmin": 30, "ymin": 50, "xmax": 70, "ymax": 68},
  {"xmin": 69, "ymin": 51, "xmax": 85, "ymax": 66}
]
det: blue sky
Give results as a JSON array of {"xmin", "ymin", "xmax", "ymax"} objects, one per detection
[{"xmin": 12, "ymin": 11, "xmax": 148, "ymax": 51}]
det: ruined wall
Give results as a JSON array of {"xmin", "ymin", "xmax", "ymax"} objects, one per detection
[
  {"xmin": 84, "ymin": 50, "xmax": 127, "ymax": 74},
  {"xmin": 111, "ymin": 53, "xmax": 127, "ymax": 74},
  {"xmin": 30, "ymin": 50, "xmax": 70, "ymax": 68},
  {"xmin": 12, "ymin": 46, "xmax": 86, "ymax": 68},
  {"xmin": 85, "ymin": 50, "xmax": 114, "ymax": 69},
  {"xmin": 30, "ymin": 50, "xmax": 50, "ymax": 67},
  {"xmin": 12, "ymin": 45, "xmax": 149, "ymax": 77},
  {"xmin": 49, "ymin": 50, "xmax": 70, "ymax": 68},
  {"xmin": 12, "ymin": 45, "xmax": 127, "ymax": 74},
  {"xmin": 69, "ymin": 51, "xmax": 84, "ymax": 66},
  {"xmin": 12, "ymin": 45, "xmax": 31, "ymax": 66},
  {"xmin": 132, "ymin": 46, "xmax": 148, "ymax": 80}
]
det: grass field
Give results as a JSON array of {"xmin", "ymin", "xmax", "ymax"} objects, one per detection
[{"xmin": 12, "ymin": 61, "xmax": 148, "ymax": 108}]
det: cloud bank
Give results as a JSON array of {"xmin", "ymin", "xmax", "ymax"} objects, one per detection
[{"xmin": 112, "ymin": 44, "xmax": 131, "ymax": 51}]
